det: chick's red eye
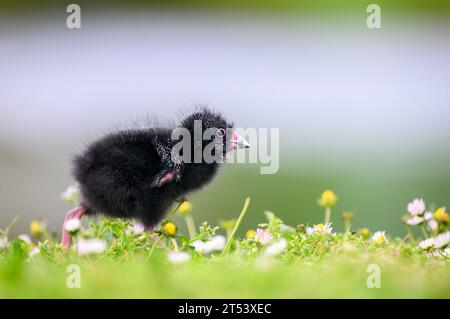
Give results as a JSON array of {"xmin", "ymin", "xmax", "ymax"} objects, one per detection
[{"xmin": 217, "ymin": 128, "xmax": 226, "ymax": 137}]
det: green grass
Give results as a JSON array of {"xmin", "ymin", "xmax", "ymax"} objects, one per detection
[
  {"xmin": 0, "ymin": 194, "xmax": 449, "ymax": 298},
  {"xmin": 179, "ymin": 163, "xmax": 450, "ymax": 238}
]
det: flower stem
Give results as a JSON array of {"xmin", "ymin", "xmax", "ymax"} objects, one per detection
[
  {"xmin": 72, "ymin": 234, "xmax": 79, "ymax": 255},
  {"xmin": 324, "ymin": 207, "xmax": 331, "ymax": 224},
  {"xmin": 171, "ymin": 238, "xmax": 179, "ymax": 252},
  {"xmin": 420, "ymin": 224, "xmax": 429, "ymax": 239},
  {"xmin": 344, "ymin": 222, "xmax": 351, "ymax": 233},
  {"xmin": 406, "ymin": 225, "xmax": 415, "ymax": 245},
  {"xmin": 184, "ymin": 215, "xmax": 197, "ymax": 239},
  {"xmin": 221, "ymin": 197, "xmax": 251, "ymax": 256},
  {"xmin": 4, "ymin": 216, "xmax": 19, "ymax": 239},
  {"xmin": 145, "ymin": 235, "xmax": 163, "ymax": 262},
  {"xmin": 168, "ymin": 200, "xmax": 185, "ymax": 218}
]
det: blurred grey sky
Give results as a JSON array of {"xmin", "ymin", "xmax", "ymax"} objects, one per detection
[{"xmin": 1, "ymin": 10, "xmax": 450, "ymax": 232}]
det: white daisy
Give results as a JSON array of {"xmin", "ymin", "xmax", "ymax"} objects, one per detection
[
  {"xmin": 265, "ymin": 239, "xmax": 287, "ymax": 256},
  {"xmin": 254, "ymin": 228, "xmax": 273, "ymax": 245},
  {"xmin": 76, "ymin": 239, "xmax": 107, "ymax": 255},
  {"xmin": 64, "ymin": 218, "xmax": 81, "ymax": 234},
  {"xmin": 167, "ymin": 251, "xmax": 191, "ymax": 264},
  {"xmin": 191, "ymin": 235, "xmax": 226, "ymax": 254},
  {"xmin": 418, "ymin": 238, "xmax": 434, "ymax": 250},
  {"xmin": 306, "ymin": 223, "xmax": 333, "ymax": 235},
  {"xmin": 433, "ymin": 231, "xmax": 450, "ymax": 248},
  {"xmin": 406, "ymin": 215, "xmax": 424, "ymax": 225},
  {"xmin": 372, "ymin": 231, "xmax": 387, "ymax": 244},
  {"xmin": 407, "ymin": 198, "xmax": 426, "ymax": 216},
  {"xmin": 18, "ymin": 234, "xmax": 32, "ymax": 244}
]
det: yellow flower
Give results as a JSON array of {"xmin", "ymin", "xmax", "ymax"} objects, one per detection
[
  {"xmin": 358, "ymin": 228, "xmax": 370, "ymax": 239},
  {"xmin": 341, "ymin": 211, "xmax": 353, "ymax": 222},
  {"xmin": 246, "ymin": 229, "xmax": 256, "ymax": 239},
  {"xmin": 318, "ymin": 190, "xmax": 338, "ymax": 208},
  {"xmin": 372, "ymin": 231, "xmax": 386, "ymax": 244},
  {"xmin": 30, "ymin": 220, "xmax": 45, "ymax": 237},
  {"xmin": 434, "ymin": 207, "xmax": 449, "ymax": 223},
  {"xmin": 162, "ymin": 222, "xmax": 177, "ymax": 237},
  {"xmin": 178, "ymin": 201, "xmax": 192, "ymax": 216}
]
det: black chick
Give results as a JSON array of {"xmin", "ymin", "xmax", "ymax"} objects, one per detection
[{"xmin": 61, "ymin": 108, "xmax": 250, "ymax": 247}]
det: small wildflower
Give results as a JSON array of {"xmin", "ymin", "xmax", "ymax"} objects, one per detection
[
  {"xmin": 433, "ymin": 231, "xmax": 450, "ymax": 248},
  {"xmin": 265, "ymin": 239, "xmax": 287, "ymax": 256},
  {"xmin": 358, "ymin": 228, "xmax": 370, "ymax": 239},
  {"xmin": 64, "ymin": 218, "xmax": 81, "ymax": 234},
  {"xmin": 161, "ymin": 221, "xmax": 177, "ymax": 237},
  {"xmin": 178, "ymin": 201, "xmax": 192, "ymax": 217},
  {"xmin": 318, "ymin": 190, "xmax": 338, "ymax": 208},
  {"xmin": 29, "ymin": 247, "xmax": 40, "ymax": 257},
  {"xmin": 77, "ymin": 239, "xmax": 107, "ymax": 255},
  {"xmin": 424, "ymin": 211, "xmax": 433, "ymax": 221},
  {"xmin": 406, "ymin": 215, "xmax": 424, "ymax": 226},
  {"xmin": 372, "ymin": 231, "xmax": 387, "ymax": 244},
  {"xmin": 306, "ymin": 223, "xmax": 333, "ymax": 235},
  {"xmin": 341, "ymin": 212, "xmax": 353, "ymax": 222},
  {"xmin": 30, "ymin": 220, "xmax": 46, "ymax": 237},
  {"xmin": 130, "ymin": 222, "xmax": 145, "ymax": 235},
  {"xmin": 61, "ymin": 185, "xmax": 79, "ymax": 204},
  {"xmin": 434, "ymin": 207, "xmax": 448, "ymax": 223},
  {"xmin": 418, "ymin": 238, "xmax": 434, "ymax": 250},
  {"xmin": 246, "ymin": 229, "xmax": 256, "ymax": 239},
  {"xmin": 18, "ymin": 234, "xmax": 32, "ymax": 244},
  {"xmin": 191, "ymin": 235, "xmax": 226, "ymax": 254},
  {"xmin": 407, "ymin": 198, "xmax": 426, "ymax": 216},
  {"xmin": 167, "ymin": 251, "xmax": 191, "ymax": 264},
  {"xmin": 255, "ymin": 228, "xmax": 273, "ymax": 245}
]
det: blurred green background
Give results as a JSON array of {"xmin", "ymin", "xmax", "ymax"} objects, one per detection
[{"xmin": 0, "ymin": 0, "xmax": 449, "ymax": 237}]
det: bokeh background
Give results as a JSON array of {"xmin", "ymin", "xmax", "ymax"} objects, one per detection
[{"xmin": 1, "ymin": 1, "xmax": 449, "ymax": 237}]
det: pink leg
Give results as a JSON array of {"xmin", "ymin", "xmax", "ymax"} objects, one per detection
[{"xmin": 61, "ymin": 206, "xmax": 86, "ymax": 249}]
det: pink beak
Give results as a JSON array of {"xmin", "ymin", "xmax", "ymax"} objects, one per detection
[{"xmin": 229, "ymin": 132, "xmax": 250, "ymax": 150}]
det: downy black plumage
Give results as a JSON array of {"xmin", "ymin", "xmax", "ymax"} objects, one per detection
[{"xmin": 61, "ymin": 108, "xmax": 249, "ymax": 247}]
